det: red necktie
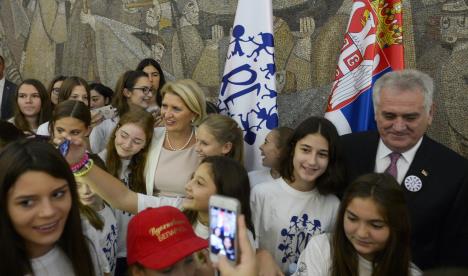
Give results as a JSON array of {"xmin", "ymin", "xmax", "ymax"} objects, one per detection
[{"xmin": 385, "ymin": 152, "xmax": 401, "ymax": 179}]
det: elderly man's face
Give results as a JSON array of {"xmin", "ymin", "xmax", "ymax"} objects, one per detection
[{"xmin": 375, "ymin": 87, "xmax": 433, "ymax": 153}]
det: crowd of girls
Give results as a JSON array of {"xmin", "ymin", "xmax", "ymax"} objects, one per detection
[
  {"xmin": 90, "ymin": 70, "xmax": 152, "ymax": 153},
  {"xmin": 36, "ymin": 76, "xmax": 92, "ymax": 136},
  {"xmin": 0, "ymin": 57, "xmax": 430, "ymax": 276}
]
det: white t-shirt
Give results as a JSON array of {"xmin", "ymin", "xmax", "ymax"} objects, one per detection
[
  {"xmin": 36, "ymin": 121, "xmax": 50, "ymax": 136},
  {"xmin": 294, "ymin": 234, "xmax": 422, "ymax": 276},
  {"xmin": 90, "ymin": 117, "xmax": 119, "ymax": 153},
  {"xmin": 97, "ymin": 204, "xmax": 119, "ymax": 275},
  {"xmin": 248, "ymin": 169, "xmax": 275, "ymax": 188},
  {"xmin": 81, "ymin": 217, "xmax": 108, "ymax": 274},
  {"xmin": 99, "ymin": 150, "xmax": 133, "ymax": 258},
  {"xmin": 251, "ymin": 178, "xmax": 340, "ymax": 274},
  {"xmin": 30, "ymin": 246, "xmax": 74, "ymax": 276}
]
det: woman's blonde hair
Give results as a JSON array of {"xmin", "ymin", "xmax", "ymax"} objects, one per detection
[{"xmin": 161, "ymin": 79, "xmax": 207, "ymax": 126}]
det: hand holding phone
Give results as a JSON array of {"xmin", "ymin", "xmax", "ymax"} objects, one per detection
[
  {"xmin": 215, "ymin": 215, "xmax": 257, "ymax": 276},
  {"xmin": 209, "ymin": 195, "xmax": 240, "ymax": 264},
  {"xmin": 93, "ymin": 105, "xmax": 117, "ymax": 120}
]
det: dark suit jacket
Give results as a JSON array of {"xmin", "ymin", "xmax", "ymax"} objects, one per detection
[
  {"xmin": 1, "ymin": 80, "xmax": 17, "ymax": 120},
  {"xmin": 341, "ymin": 131, "xmax": 468, "ymax": 270}
]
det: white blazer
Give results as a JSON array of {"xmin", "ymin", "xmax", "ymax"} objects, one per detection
[{"xmin": 144, "ymin": 127, "xmax": 166, "ymax": 195}]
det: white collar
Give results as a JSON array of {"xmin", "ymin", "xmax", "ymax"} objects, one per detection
[{"xmin": 377, "ymin": 137, "xmax": 423, "ymax": 164}]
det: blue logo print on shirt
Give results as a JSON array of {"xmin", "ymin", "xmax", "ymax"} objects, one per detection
[{"xmin": 278, "ymin": 214, "xmax": 323, "ymax": 264}]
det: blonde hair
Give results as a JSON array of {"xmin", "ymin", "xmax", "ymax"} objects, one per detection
[
  {"xmin": 161, "ymin": 79, "xmax": 207, "ymax": 126},
  {"xmin": 199, "ymin": 114, "xmax": 244, "ymax": 164}
]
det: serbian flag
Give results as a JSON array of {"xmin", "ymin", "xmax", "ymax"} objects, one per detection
[
  {"xmin": 218, "ymin": 0, "xmax": 278, "ymax": 171},
  {"xmin": 325, "ymin": 0, "xmax": 404, "ymax": 135}
]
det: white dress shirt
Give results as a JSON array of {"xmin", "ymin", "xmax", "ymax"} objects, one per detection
[{"xmin": 375, "ymin": 137, "xmax": 423, "ymax": 184}]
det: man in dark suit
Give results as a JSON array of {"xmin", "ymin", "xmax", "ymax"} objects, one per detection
[
  {"xmin": 0, "ymin": 55, "xmax": 17, "ymax": 120},
  {"xmin": 341, "ymin": 69, "xmax": 468, "ymax": 270}
]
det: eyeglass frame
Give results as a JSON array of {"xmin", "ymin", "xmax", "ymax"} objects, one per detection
[
  {"xmin": 51, "ymin": 88, "xmax": 61, "ymax": 95},
  {"xmin": 132, "ymin": 86, "xmax": 153, "ymax": 95}
]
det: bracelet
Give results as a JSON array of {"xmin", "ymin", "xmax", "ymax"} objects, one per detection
[
  {"xmin": 70, "ymin": 152, "xmax": 89, "ymax": 173},
  {"xmin": 73, "ymin": 159, "xmax": 94, "ymax": 177}
]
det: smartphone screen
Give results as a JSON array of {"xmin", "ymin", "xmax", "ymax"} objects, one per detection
[
  {"xmin": 58, "ymin": 139, "xmax": 70, "ymax": 157},
  {"xmin": 209, "ymin": 206, "xmax": 237, "ymax": 261}
]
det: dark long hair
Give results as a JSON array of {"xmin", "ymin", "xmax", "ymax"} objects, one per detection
[
  {"xmin": 136, "ymin": 58, "xmax": 166, "ymax": 107},
  {"xmin": 105, "ymin": 107, "xmax": 154, "ymax": 193},
  {"xmin": 112, "ymin": 70, "xmax": 149, "ymax": 116},
  {"xmin": 185, "ymin": 156, "xmax": 255, "ymax": 237},
  {"xmin": 0, "ymin": 139, "xmax": 95, "ymax": 276},
  {"xmin": 13, "ymin": 79, "xmax": 53, "ymax": 133},
  {"xmin": 279, "ymin": 116, "xmax": 345, "ymax": 195},
  {"xmin": 58, "ymin": 76, "xmax": 91, "ymax": 106},
  {"xmin": 331, "ymin": 173, "xmax": 411, "ymax": 276}
]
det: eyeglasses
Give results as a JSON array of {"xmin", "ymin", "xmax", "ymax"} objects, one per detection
[
  {"xmin": 51, "ymin": 88, "xmax": 60, "ymax": 95},
  {"xmin": 132, "ymin": 87, "xmax": 153, "ymax": 95}
]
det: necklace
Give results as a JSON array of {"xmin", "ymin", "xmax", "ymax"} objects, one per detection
[{"xmin": 165, "ymin": 129, "xmax": 194, "ymax": 151}]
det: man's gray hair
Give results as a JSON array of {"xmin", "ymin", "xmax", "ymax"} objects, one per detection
[{"xmin": 373, "ymin": 69, "xmax": 434, "ymax": 114}]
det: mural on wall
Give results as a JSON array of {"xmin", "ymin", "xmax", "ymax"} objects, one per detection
[{"xmin": 0, "ymin": 0, "xmax": 466, "ymax": 157}]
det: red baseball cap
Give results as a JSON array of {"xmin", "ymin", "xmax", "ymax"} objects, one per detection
[{"xmin": 127, "ymin": 206, "xmax": 208, "ymax": 270}]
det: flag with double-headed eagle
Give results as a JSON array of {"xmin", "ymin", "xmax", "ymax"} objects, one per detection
[
  {"xmin": 218, "ymin": 0, "xmax": 278, "ymax": 171},
  {"xmin": 325, "ymin": 0, "xmax": 404, "ymax": 134}
]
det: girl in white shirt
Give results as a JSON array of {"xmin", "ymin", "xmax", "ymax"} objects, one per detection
[
  {"xmin": 251, "ymin": 116, "xmax": 346, "ymax": 274},
  {"xmin": 294, "ymin": 173, "xmax": 422, "ymax": 276},
  {"xmin": 76, "ymin": 157, "xmax": 118, "ymax": 276},
  {"xmin": 49, "ymin": 99, "xmax": 109, "ymax": 275},
  {"xmin": 0, "ymin": 139, "xmax": 97, "ymax": 276},
  {"xmin": 99, "ymin": 107, "xmax": 154, "ymax": 276}
]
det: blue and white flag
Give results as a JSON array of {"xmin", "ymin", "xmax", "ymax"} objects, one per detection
[{"xmin": 218, "ymin": 0, "xmax": 278, "ymax": 171}]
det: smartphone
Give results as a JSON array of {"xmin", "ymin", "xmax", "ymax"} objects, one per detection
[
  {"xmin": 209, "ymin": 195, "xmax": 240, "ymax": 264},
  {"xmin": 58, "ymin": 139, "xmax": 70, "ymax": 157},
  {"xmin": 93, "ymin": 105, "xmax": 116, "ymax": 120}
]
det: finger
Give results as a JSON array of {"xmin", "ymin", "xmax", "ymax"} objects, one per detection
[
  {"xmin": 217, "ymin": 255, "xmax": 234, "ymax": 274},
  {"xmin": 52, "ymin": 137, "xmax": 64, "ymax": 147}
]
